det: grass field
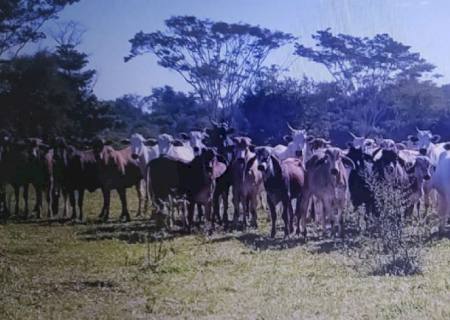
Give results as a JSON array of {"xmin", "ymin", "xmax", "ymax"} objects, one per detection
[{"xmin": 1, "ymin": 189, "xmax": 450, "ymax": 319}]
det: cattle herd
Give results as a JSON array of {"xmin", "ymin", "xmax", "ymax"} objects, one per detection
[{"xmin": 0, "ymin": 122, "xmax": 450, "ymax": 239}]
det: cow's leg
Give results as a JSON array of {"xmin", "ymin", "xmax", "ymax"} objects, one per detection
[
  {"xmin": 187, "ymin": 201, "xmax": 195, "ymax": 233},
  {"xmin": 222, "ymin": 188, "xmax": 230, "ymax": 226},
  {"xmin": 34, "ymin": 185, "xmax": 42, "ymax": 219},
  {"xmin": 118, "ymin": 188, "xmax": 130, "ymax": 222},
  {"xmin": 62, "ymin": 189, "xmax": 69, "ymax": 218},
  {"xmin": 232, "ymin": 189, "xmax": 240, "ymax": 230},
  {"xmin": 249, "ymin": 193, "xmax": 258, "ymax": 229},
  {"xmin": 13, "ymin": 185, "xmax": 20, "ymax": 216},
  {"xmin": 437, "ymin": 193, "xmax": 448, "ymax": 235},
  {"xmin": 69, "ymin": 190, "xmax": 77, "ymax": 220},
  {"xmin": 47, "ymin": 183, "xmax": 53, "ymax": 218},
  {"xmin": 197, "ymin": 204, "xmax": 203, "ymax": 225},
  {"xmin": 78, "ymin": 189, "xmax": 85, "ymax": 222},
  {"xmin": 135, "ymin": 181, "xmax": 143, "ymax": 217},
  {"xmin": 99, "ymin": 188, "xmax": 110, "ymax": 221},
  {"xmin": 23, "ymin": 184, "xmax": 29, "ymax": 218},
  {"xmin": 267, "ymin": 196, "xmax": 277, "ymax": 238},
  {"xmin": 297, "ymin": 192, "xmax": 310, "ymax": 239}
]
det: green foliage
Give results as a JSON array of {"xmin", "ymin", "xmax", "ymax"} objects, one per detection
[
  {"xmin": 295, "ymin": 29, "xmax": 437, "ymax": 94},
  {"xmin": 126, "ymin": 15, "xmax": 294, "ymax": 120},
  {"xmin": 0, "ymin": 0, "xmax": 79, "ymax": 58}
]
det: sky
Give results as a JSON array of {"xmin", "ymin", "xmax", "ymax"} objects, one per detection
[{"xmin": 32, "ymin": 0, "xmax": 450, "ymax": 100}]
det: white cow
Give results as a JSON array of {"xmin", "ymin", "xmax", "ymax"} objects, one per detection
[
  {"xmin": 430, "ymin": 147, "xmax": 450, "ymax": 233},
  {"xmin": 272, "ymin": 124, "xmax": 311, "ymax": 162},
  {"xmin": 180, "ymin": 130, "xmax": 209, "ymax": 157},
  {"xmin": 157, "ymin": 133, "xmax": 194, "ymax": 162}
]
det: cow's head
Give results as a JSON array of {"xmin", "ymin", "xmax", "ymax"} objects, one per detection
[
  {"xmin": 122, "ymin": 133, "xmax": 157, "ymax": 160},
  {"xmin": 410, "ymin": 128, "xmax": 440, "ymax": 155},
  {"xmin": 183, "ymin": 130, "xmax": 208, "ymax": 156},
  {"xmin": 322, "ymin": 148, "xmax": 355, "ymax": 176},
  {"xmin": 255, "ymin": 146, "xmax": 273, "ymax": 172},
  {"xmin": 286, "ymin": 123, "xmax": 308, "ymax": 157},
  {"xmin": 232, "ymin": 136, "xmax": 255, "ymax": 164},
  {"xmin": 91, "ymin": 137, "xmax": 113, "ymax": 158},
  {"xmin": 373, "ymin": 149, "xmax": 405, "ymax": 180},
  {"xmin": 407, "ymin": 156, "xmax": 432, "ymax": 181},
  {"xmin": 205, "ymin": 121, "xmax": 235, "ymax": 157},
  {"xmin": 26, "ymin": 138, "xmax": 50, "ymax": 159},
  {"xmin": 157, "ymin": 133, "xmax": 183, "ymax": 156},
  {"xmin": 51, "ymin": 136, "xmax": 69, "ymax": 164},
  {"xmin": 348, "ymin": 132, "xmax": 376, "ymax": 153},
  {"xmin": 308, "ymin": 138, "xmax": 331, "ymax": 154}
]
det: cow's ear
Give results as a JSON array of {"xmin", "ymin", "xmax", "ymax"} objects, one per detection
[
  {"xmin": 247, "ymin": 156, "xmax": 257, "ymax": 169},
  {"xmin": 171, "ymin": 139, "xmax": 183, "ymax": 147},
  {"xmin": 396, "ymin": 143, "xmax": 406, "ymax": 150},
  {"xmin": 342, "ymin": 156, "xmax": 355, "ymax": 170},
  {"xmin": 104, "ymin": 140, "xmax": 113, "ymax": 146},
  {"xmin": 249, "ymin": 144, "xmax": 256, "ymax": 153},
  {"xmin": 306, "ymin": 136, "xmax": 314, "ymax": 142},
  {"xmin": 226, "ymin": 128, "xmax": 235, "ymax": 135},
  {"xmin": 179, "ymin": 132, "xmax": 189, "ymax": 140},
  {"xmin": 408, "ymin": 135, "xmax": 419, "ymax": 142},
  {"xmin": 432, "ymin": 134, "xmax": 441, "ymax": 143},
  {"xmin": 444, "ymin": 143, "xmax": 450, "ymax": 151},
  {"xmin": 283, "ymin": 135, "xmax": 293, "ymax": 143},
  {"xmin": 347, "ymin": 141, "xmax": 354, "ymax": 148},
  {"xmin": 121, "ymin": 139, "xmax": 130, "ymax": 145},
  {"xmin": 145, "ymin": 138, "xmax": 157, "ymax": 146}
]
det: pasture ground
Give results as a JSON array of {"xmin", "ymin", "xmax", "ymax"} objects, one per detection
[{"xmin": 1, "ymin": 190, "xmax": 450, "ymax": 319}]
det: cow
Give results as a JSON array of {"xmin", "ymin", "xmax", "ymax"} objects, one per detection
[
  {"xmin": 372, "ymin": 148, "xmax": 408, "ymax": 185},
  {"xmin": 50, "ymin": 139, "xmax": 102, "ymax": 221},
  {"xmin": 0, "ymin": 137, "xmax": 50, "ymax": 219},
  {"xmin": 231, "ymin": 136, "xmax": 264, "ymax": 229},
  {"xmin": 346, "ymin": 145, "xmax": 376, "ymax": 220},
  {"xmin": 206, "ymin": 121, "xmax": 235, "ymax": 227},
  {"xmin": 256, "ymin": 147, "xmax": 305, "ymax": 238},
  {"xmin": 272, "ymin": 124, "xmax": 312, "ymax": 161},
  {"xmin": 348, "ymin": 132, "xmax": 377, "ymax": 154},
  {"xmin": 297, "ymin": 147, "xmax": 355, "ymax": 238},
  {"xmin": 121, "ymin": 133, "xmax": 159, "ymax": 215},
  {"xmin": 157, "ymin": 133, "xmax": 200, "ymax": 162},
  {"xmin": 148, "ymin": 148, "xmax": 226, "ymax": 231},
  {"xmin": 179, "ymin": 130, "xmax": 209, "ymax": 156},
  {"xmin": 408, "ymin": 128, "xmax": 445, "ymax": 213},
  {"xmin": 92, "ymin": 138, "xmax": 143, "ymax": 222},
  {"xmin": 405, "ymin": 155, "xmax": 432, "ymax": 217}
]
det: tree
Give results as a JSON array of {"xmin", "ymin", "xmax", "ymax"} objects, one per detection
[
  {"xmin": 295, "ymin": 29, "xmax": 438, "ymax": 136},
  {"xmin": 295, "ymin": 29, "xmax": 437, "ymax": 94},
  {"xmin": 125, "ymin": 15, "xmax": 294, "ymax": 120},
  {"xmin": 0, "ymin": 0, "xmax": 79, "ymax": 58}
]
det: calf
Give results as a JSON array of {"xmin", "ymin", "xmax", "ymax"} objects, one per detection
[
  {"xmin": 405, "ymin": 156, "xmax": 432, "ymax": 217},
  {"xmin": 256, "ymin": 147, "xmax": 305, "ymax": 238},
  {"xmin": 149, "ymin": 148, "xmax": 226, "ymax": 231},
  {"xmin": 231, "ymin": 136, "xmax": 264, "ymax": 229},
  {"xmin": 92, "ymin": 139, "xmax": 143, "ymax": 222},
  {"xmin": 297, "ymin": 147, "xmax": 355, "ymax": 238}
]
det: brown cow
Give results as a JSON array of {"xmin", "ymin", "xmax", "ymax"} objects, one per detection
[
  {"xmin": 297, "ymin": 147, "xmax": 355, "ymax": 238},
  {"xmin": 256, "ymin": 147, "xmax": 305, "ymax": 238},
  {"xmin": 92, "ymin": 139, "xmax": 143, "ymax": 222},
  {"xmin": 231, "ymin": 137, "xmax": 264, "ymax": 229},
  {"xmin": 149, "ymin": 148, "xmax": 226, "ymax": 232}
]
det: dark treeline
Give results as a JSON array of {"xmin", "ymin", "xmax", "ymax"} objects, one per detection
[{"xmin": 1, "ymin": 4, "xmax": 450, "ymax": 146}]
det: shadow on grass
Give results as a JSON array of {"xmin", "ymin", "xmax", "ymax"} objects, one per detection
[{"xmin": 76, "ymin": 218, "xmax": 191, "ymax": 244}]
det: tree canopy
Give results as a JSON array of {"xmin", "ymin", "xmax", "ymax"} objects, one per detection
[{"xmin": 126, "ymin": 15, "xmax": 294, "ymax": 120}]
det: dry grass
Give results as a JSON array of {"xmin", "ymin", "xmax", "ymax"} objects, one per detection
[{"xmin": 1, "ymin": 189, "xmax": 450, "ymax": 319}]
